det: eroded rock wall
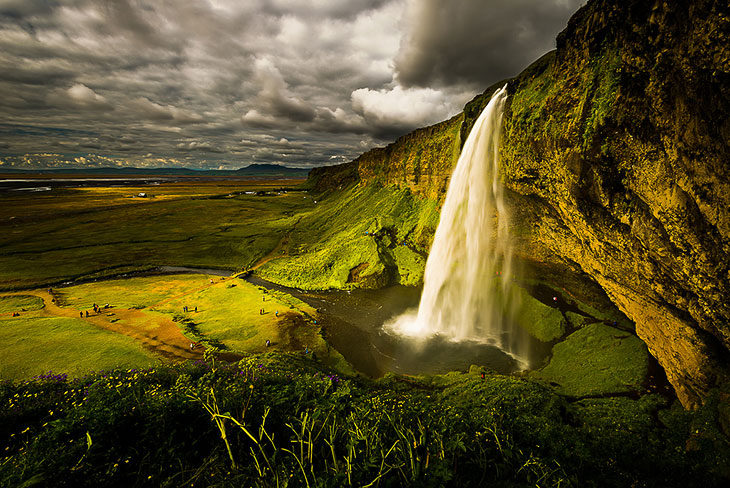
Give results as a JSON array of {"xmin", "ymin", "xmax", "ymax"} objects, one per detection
[
  {"xmin": 354, "ymin": 115, "xmax": 464, "ymax": 200},
  {"xmin": 309, "ymin": 0, "xmax": 730, "ymax": 407},
  {"xmin": 500, "ymin": 0, "xmax": 730, "ymax": 408}
]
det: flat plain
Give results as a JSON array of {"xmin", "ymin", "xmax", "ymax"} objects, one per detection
[
  {"xmin": 0, "ymin": 178, "xmax": 310, "ymax": 290},
  {"xmin": 0, "ymin": 176, "xmax": 354, "ymax": 379}
]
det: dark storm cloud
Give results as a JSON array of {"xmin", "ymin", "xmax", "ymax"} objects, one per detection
[
  {"xmin": 0, "ymin": 60, "xmax": 74, "ymax": 85},
  {"xmin": 0, "ymin": 0, "xmax": 59, "ymax": 19},
  {"xmin": 395, "ymin": 0, "xmax": 585, "ymax": 88},
  {"xmin": 0, "ymin": 0, "xmax": 583, "ymax": 169},
  {"xmin": 263, "ymin": 0, "xmax": 392, "ymax": 20}
]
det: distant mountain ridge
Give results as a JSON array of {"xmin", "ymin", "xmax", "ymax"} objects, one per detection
[{"xmin": 0, "ymin": 163, "xmax": 311, "ymax": 178}]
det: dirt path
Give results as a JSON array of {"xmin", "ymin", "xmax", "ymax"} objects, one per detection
[
  {"xmin": 248, "ymin": 217, "xmax": 301, "ymax": 271},
  {"xmin": 5, "ymin": 289, "xmax": 204, "ymax": 362}
]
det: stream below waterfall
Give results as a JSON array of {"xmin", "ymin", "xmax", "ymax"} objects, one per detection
[
  {"xmin": 57, "ymin": 264, "xmax": 552, "ymax": 377},
  {"xmin": 244, "ymin": 275, "xmax": 551, "ymax": 377}
]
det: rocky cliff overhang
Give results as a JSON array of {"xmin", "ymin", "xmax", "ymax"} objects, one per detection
[
  {"xmin": 499, "ymin": 0, "xmax": 730, "ymax": 408},
  {"xmin": 307, "ymin": 0, "xmax": 730, "ymax": 408}
]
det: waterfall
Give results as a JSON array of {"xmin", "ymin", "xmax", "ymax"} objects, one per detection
[{"xmin": 386, "ymin": 85, "xmax": 528, "ymax": 368}]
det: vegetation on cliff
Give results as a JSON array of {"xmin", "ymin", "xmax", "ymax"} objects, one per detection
[
  {"xmin": 257, "ymin": 184, "xmax": 439, "ymax": 289},
  {"xmin": 498, "ymin": 0, "xmax": 730, "ymax": 408}
]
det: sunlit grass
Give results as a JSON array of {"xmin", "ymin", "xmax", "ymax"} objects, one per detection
[
  {"xmin": 0, "ymin": 181, "xmax": 308, "ymax": 290},
  {"xmin": 0, "ymin": 316, "xmax": 156, "ymax": 380},
  {"xmin": 55, "ymin": 274, "xmax": 211, "ymax": 309},
  {"xmin": 259, "ymin": 184, "xmax": 439, "ymax": 289},
  {"xmin": 52, "ymin": 273, "xmax": 352, "ymax": 373},
  {"xmin": 0, "ymin": 295, "xmax": 44, "ymax": 314}
]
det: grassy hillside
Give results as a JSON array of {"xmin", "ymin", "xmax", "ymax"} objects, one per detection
[{"xmin": 258, "ymin": 183, "xmax": 439, "ymax": 289}]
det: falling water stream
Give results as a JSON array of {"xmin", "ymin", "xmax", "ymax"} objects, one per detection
[{"xmin": 386, "ymin": 85, "xmax": 530, "ymax": 369}]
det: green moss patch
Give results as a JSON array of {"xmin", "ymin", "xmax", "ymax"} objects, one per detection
[
  {"xmin": 532, "ymin": 323, "xmax": 649, "ymax": 397},
  {"xmin": 515, "ymin": 287, "xmax": 567, "ymax": 342},
  {"xmin": 258, "ymin": 184, "xmax": 439, "ymax": 290},
  {"xmin": 391, "ymin": 245, "xmax": 425, "ymax": 285}
]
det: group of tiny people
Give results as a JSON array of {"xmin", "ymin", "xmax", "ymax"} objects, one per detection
[
  {"xmin": 260, "ymin": 294, "xmax": 280, "ymax": 316},
  {"xmin": 184, "ymin": 306, "xmax": 201, "ymax": 351},
  {"xmin": 80, "ymin": 302, "xmax": 110, "ymax": 318}
]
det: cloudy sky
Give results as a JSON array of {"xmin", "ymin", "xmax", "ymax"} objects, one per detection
[{"xmin": 0, "ymin": 0, "xmax": 584, "ymax": 170}]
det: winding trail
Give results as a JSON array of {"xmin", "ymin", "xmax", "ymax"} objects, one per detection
[
  {"xmin": 247, "ymin": 217, "xmax": 302, "ymax": 272},
  {"xmin": 5, "ymin": 289, "xmax": 205, "ymax": 362}
]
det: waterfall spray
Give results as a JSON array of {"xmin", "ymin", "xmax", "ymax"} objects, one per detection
[{"xmin": 386, "ymin": 85, "xmax": 528, "ymax": 368}]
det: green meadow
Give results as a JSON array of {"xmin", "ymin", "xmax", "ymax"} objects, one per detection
[
  {"xmin": 0, "ymin": 295, "xmax": 44, "ymax": 314},
  {"xmin": 0, "ymin": 180, "xmax": 308, "ymax": 290},
  {"xmin": 0, "ymin": 313, "xmax": 156, "ymax": 380},
  {"xmin": 0, "ymin": 178, "xmax": 342, "ymax": 380},
  {"xmin": 54, "ymin": 273, "xmax": 351, "ymax": 373},
  {"xmin": 1, "ymin": 177, "xmax": 727, "ymax": 487}
]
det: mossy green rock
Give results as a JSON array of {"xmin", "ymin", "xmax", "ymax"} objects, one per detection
[
  {"xmin": 533, "ymin": 323, "xmax": 649, "ymax": 397},
  {"xmin": 515, "ymin": 288, "xmax": 566, "ymax": 342},
  {"xmin": 498, "ymin": 0, "xmax": 730, "ymax": 407},
  {"xmin": 565, "ymin": 311, "xmax": 586, "ymax": 330}
]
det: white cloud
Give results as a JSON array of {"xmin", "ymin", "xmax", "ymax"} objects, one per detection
[
  {"xmin": 351, "ymin": 85, "xmax": 467, "ymax": 130},
  {"xmin": 67, "ymin": 84, "xmax": 104, "ymax": 103},
  {"xmin": 127, "ymin": 97, "xmax": 205, "ymax": 124},
  {"xmin": 46, "ymin": 83, "xmax": 112, "ymax": 111}
]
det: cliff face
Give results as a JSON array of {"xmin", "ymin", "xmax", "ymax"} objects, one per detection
[
  {"xmin": 309, "ymin": 114, "xmax": 463, "ymax": 199},
  {"xmin": 308, "ymin": 0, "xmax": 730, "ymax": 408},
  {"xmin": 499, "ymin": 0, "xmax": 730, "ymax": 409}
]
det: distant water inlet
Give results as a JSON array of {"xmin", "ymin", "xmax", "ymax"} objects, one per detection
[{"xmin": 386, "ymin": 85, "xmax": 530, "ymax": 369}]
